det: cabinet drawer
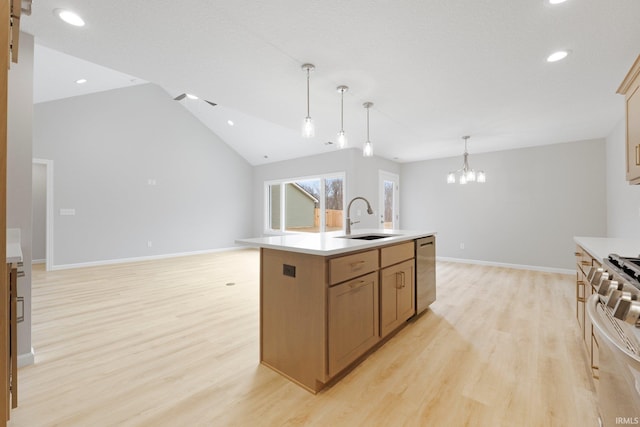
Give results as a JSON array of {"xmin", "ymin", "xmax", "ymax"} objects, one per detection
[
  {"xmin": 329, "ymin": 250, "xmax": 378, "ymax": 285},
  {"xmin": 381, "ymin": 241, "xmax": 414, "ymax": 268}
]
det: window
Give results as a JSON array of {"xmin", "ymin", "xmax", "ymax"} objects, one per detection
[{"xmin": 265, "ymin": 173, "xmax": 345, "ymax": 233}]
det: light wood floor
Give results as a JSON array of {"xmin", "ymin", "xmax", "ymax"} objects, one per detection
[{"xmin": 8, "ymin": 249, "xmax": 598, "ymax": 427}]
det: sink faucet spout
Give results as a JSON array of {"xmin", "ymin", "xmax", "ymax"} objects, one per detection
[{"xmin": 345, "ymin": 196, "xmax": 374, "ymax": 235}]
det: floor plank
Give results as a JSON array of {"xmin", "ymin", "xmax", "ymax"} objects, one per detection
[{"xmin": 9, "ymin": 250, "xmax": 599, "ymax": 426}]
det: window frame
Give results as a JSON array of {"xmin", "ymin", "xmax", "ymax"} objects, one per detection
[{"xmin": 264, "ymin": 172, "xmax": 346, "ymax": 235}]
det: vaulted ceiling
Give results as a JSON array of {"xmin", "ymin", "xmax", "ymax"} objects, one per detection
[{"xmin": 23, "ymin": 0, "xmax": 640, "ymax": 165}]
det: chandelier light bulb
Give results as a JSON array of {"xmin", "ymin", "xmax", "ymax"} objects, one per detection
[{"xmin": 446, "ymin": 136, "xmax": 486, "ymax": 185}]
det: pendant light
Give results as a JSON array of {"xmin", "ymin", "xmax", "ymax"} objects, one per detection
[
  {"xmin": 363, "ymin": 102, "xmax": 374, "ymax": 157},
  {"xmin": 301, "ymin": 63, "xmax": 315, "ymax": 138},
  {"xmin": 446, "ymin": 136, "xmax": 486, "ymax": 184},
  {"xmin": 336, "ymin": 85, "xmax": 349, "ymax": 148}
]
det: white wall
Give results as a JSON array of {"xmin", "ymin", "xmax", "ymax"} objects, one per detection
[
  {"xmin": 401, "ymin": 139, "xmax": 607, "ymax": 270},
  {"xmin": 606, "ymin": 119, "xmax": 640, "ymax": 237},
  {"xmin": 7, "ymin": 33, "xmax": 34, "ymax": 361},
  {"xmin": 250, "ymin": 148, "xmax": 400, "ymax": 236},
  {"xmin": 33, "ymin": 83, "xmax": 253, "ymax": 267}
]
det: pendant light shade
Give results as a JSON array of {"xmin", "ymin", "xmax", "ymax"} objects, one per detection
[
  {"xmin": 301, "ymin": 64, "xmax": 315, "ymax": 138},
  {"xmin": 446, "ymin": 136, "xmax": 486, "ymax": 184},
  {"xmin": 363, "ymin": 102, "xmax": 374, "ymax": 157},
  {"xmin": 336, "ymin": 85, "xmax": 348, "ymax": 149}
]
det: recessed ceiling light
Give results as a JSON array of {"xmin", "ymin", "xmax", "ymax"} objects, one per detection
[
  {"xmin": 547, "ymin": 50, "xmax": 570, "ymax": 62},
  {"xmin": 186, "ymin": 94, "xmax": 198, "ymax": 100},
  {"xmin": 53, "ymin": 9, "xmax": 85, "ymax": 27},
  {"xmin": 75, "ymin": 78, "xmax": 87, "ymax": 84},
  {"xmin": 548, "ymin": 0, "xmax": 568, "ymax": 4},
  {"xmin": 227, "ymin": 120, "xmax": 234, "ymax": 126}
]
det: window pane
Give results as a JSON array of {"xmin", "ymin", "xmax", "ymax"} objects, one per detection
[
  {"xmin": 383, "ymin": 180, "xmax": 393, "ymax": 229},
  {"xmin": 325, "ymin": 177, "xmax": 344, "ymax": 232},
  {"xmin": 269, "ymin": 184, "xmax": 280, "ymax": 230},
  {"xmin": 285, "ymin": 179, "xmax": 320, "ymax": 233}
]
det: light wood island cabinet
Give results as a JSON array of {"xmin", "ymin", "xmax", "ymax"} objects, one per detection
[
  {"xmin": 617, "ymin": 54, "xmax": 640, "ymax": 184},
  {"xmin": 328, "ymin": 271, "xmax": 379, "ymax": 377},
  {"xmin": 380, "ymin": 256, "xmax": 415, "ymax": 338},
  {"xmin": 258, "ymin": 236, "xmax": 432, "ymax": 393}
]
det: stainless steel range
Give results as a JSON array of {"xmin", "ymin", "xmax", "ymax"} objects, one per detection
[{"xmin": 587, "ymin": 254, "xmax": 640, "ymax": 426}]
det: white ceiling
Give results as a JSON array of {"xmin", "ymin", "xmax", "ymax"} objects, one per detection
[{"xmin": 23, "ymin": 0, "xmax": 640, "ymax": 166}]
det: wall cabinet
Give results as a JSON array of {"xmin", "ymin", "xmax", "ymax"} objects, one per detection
[
  {"xmin": 575, "ymin": 244, "xmax": 600, "ymax": 382},
  {"xmin": 617, "ymin": 54, "xmax": 640, "ymax": 184}
]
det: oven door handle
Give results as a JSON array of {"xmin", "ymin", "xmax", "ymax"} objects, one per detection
[{"xmin": 587, "ymin": 294, "xmax": 640, "ymax": 364}]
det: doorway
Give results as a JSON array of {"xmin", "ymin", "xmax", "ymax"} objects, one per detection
[
  {"xmin": 378, "ymin": 170, "xmax": 399, "ymax": 230},
  {"xmin": 32, "ymin": 159, "xmax": 53, "ymax": 271}
]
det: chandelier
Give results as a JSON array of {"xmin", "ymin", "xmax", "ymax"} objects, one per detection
[{"xmin": 447, "ymin": 136, "xmax": 486, "ymax": 184}]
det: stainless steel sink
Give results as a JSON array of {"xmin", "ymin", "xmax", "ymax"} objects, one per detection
[{"xmin": 337, "ymin": 234, "xmax": 398, "ymax": 240}]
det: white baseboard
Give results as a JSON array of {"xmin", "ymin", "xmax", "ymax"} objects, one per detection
[
  {"xmin": 51, "ymin": 246, "xmax": 253, "ymax": 271},
  {"xmin": 436, "ymin": 256, "xmax": 574, "ymax": 275},
  {"xmin": 32, "ymin": 259, "xmax": 46, "ymax": 265},
  {"xmin": 18, "ymin": 347, "xmax": 35, "ymax": 367}
]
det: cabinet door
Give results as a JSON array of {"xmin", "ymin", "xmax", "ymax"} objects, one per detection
[
  {"xmin": 380, "ymin": 259, "xmax": 415, "ymax": 338},
  {"xmin": 328, "ymin": 272, "xmax": 379, "ymax": 377},
  {"xmin": 626, "ymin": 83, "xmax": 640, "ymax": 183}
]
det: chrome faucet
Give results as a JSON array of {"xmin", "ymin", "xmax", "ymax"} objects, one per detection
[{"xmin": 345, "ymin": 196, "xmax": 374, "ymax": 235}]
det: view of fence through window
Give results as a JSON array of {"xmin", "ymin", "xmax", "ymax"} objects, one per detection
[{"xmin": 268, "ymin": 175, "xmax": 344, "ymax": 233}]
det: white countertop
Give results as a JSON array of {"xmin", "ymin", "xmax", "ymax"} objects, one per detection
[
  {"xmin": 6, "ymin": 228, "xmax": 22, "ymax": 263},
  {"xmin": 236, "ymin": 229, "xmax": 436, "ymax": 256},
  {"xmin": 574, "ymin": 236, "xmax": 640, "ymax": 263}
]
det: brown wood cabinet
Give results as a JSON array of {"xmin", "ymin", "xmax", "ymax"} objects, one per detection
[
  {"xmin": 260, "ymin": 237, "xmax": 427, "ymax": 392},
  {"xmin": 328, "ymin": 272, "xmax": 379, "ymax": 377},
  {"xmin": 380, "ymin": 259, "xmax": 415, "ymax": 338},
  {"xmin": 574, "ymin": 244, "xmax": 600, "ymax": 381},
  {"xmin": 617, "ymin": 54, "xmax": 640, "ymax": 184}
]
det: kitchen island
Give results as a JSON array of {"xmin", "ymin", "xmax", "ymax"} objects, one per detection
[{"xmin": 236, "ymin": 229, "xmax": 436, "ymax": 393}]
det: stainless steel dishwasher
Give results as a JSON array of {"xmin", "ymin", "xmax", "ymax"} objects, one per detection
[{"xmin": 416, "ymin": 236, "xmax": 436, "ymax": 314}]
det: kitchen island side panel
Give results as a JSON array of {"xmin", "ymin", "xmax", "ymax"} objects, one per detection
[{"xmin": 260, "ymin": 248, "xmax": 328, "ymax": 390}]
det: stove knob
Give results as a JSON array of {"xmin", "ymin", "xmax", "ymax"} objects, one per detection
[
  {"xmin": 587, "ymin": 267, "xmax": 604, "ymax": 283},
  {"xmin": 607, "ymin": 289, "xmax": 631, "ymax": 309},
  {"xmin": 596, "ymin": 274, "xmax": 612, "ymax": 291},
  {"xmin": 597, "ymin": 280, "xmax": 621, "ymax": 296},
  {"xmin": 623, "ymin": 301, "xmax": 640, "ymax": 327},
  {"xmin": 611, "ymin": 291, "xmax": 633, "ymax": 320},
  {"xmin": 591, "ymin": 270, "xmax": 609, "ymax": 287}
]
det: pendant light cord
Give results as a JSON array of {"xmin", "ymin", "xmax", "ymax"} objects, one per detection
[
  {"xmin": 366, "ymin": 105, "xmax": 370, "ymax": 142},
  {"xmin": 340, "ymin": 90, "xmax": 344, "ymax": 131},
  {"xmin": 306, "ymin": 69, "xmax": 311, "ymax": 118}
]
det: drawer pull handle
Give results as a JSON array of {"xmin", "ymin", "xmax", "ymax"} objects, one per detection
[
  {"xmin": 636, "ymin": 145, "xmax": 640, "ymax": 166},
  {"xmin": 349, "ymin": 260, "xmax": 366, "ymax": 267},
  {"xmin": 581, "ymin": 261, "xmax": 591, "ymax": 266},
  {"xmin": 349, "ymin": 280, "xmax": 365, "ymax": 289},
  {"xmin": 395, "ymin": 271, "xmax": 406, "ymax": 289},
  {"xmin": 574, "ymin": 252, "xmax": 581, "ymax": 257}
]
